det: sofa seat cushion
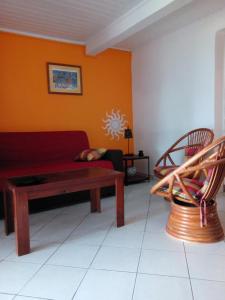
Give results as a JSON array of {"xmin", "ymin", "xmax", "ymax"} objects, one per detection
[{"xmin": 0, "ymin": 160, "xmax": 113, "ymax": 180}]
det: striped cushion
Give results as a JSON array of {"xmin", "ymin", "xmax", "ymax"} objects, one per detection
[
  {"xmin": 184, "ymin": 146, "xmax": 203, "ymax": 157},
  {"xmin": 162, "ymin": 177, "xmax": 203, "ymax": 201},
  {"xmin": 154, "ymin": 166, "xmax": 178, "ymax": 177},
  {"xmin": 75, "ymin": 148, "xmax": 107, "ymax": 161},
  {"xmin": 196, "ymin": 169, "xmax": 213, "ymax": 198},
  {"xmin": 184, "ymin": 146, "xmax": 203, "ymax": 162}
]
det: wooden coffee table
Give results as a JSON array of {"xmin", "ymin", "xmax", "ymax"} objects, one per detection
[{"xmin": 4, "ymin": 168, "xmax": 124, "ymax": 256}]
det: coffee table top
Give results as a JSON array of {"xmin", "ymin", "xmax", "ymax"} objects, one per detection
[{"xmin": 6, "ymin": 167, "xmax": 124, "ymax": 192}]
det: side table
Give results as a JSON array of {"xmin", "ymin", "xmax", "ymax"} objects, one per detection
[{"xmin": 123, "ymin": 155, "xmax": 150, "ymax": 185}]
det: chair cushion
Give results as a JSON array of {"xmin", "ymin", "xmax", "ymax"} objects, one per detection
[
  {"xmin": 184, "ymin": 146, "xmax": 203, "ymax": 161},
  {"xmin": 184, "ymin": 147, "xmax": 201, "ymax": 156},
  {"xmin": 154, "ymin": 166, "xmax": 178, "ymax": 178},
  {"xmin": 162, "ymin": 177, "xmax": 203, "ymax": 201},
  {"xmin": 196, "ymin": 169, "xmax": 213, "ymax": 198}
]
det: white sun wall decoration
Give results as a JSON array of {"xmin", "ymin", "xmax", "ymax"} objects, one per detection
[{"xmin": 102, "ymin": 109, "xmax": 128, "ymax": 140}]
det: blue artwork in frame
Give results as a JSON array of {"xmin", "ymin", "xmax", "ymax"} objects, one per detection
[{"xmin": 47, "ymin": 63, "xmax": 82, "ymax": 95}]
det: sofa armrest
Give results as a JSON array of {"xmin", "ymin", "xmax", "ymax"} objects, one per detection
[{"xmin": 103, "ymin": 149, "xmax": 123, "ymax": 171}]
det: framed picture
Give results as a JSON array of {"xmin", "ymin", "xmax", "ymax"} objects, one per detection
[{"xmin": 47, "ymin": 63, "xmax": 83, "ymax": 95}]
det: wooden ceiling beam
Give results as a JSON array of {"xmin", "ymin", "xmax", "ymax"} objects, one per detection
[{"xmin": 86, "ymin": 0, "xmax": 193, "ymax": 56}]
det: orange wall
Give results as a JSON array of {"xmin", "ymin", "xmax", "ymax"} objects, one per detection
[{"xmin": 0, "ymin": 32, "xmax": 133, "ymax": 152}]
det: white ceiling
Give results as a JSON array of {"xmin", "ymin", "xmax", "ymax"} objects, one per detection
[
  {"xmin": 0, "ymin": 0, "xmax": 143, "ymax": 42},
  {"xmin": 1, "ymin": 0, "xmax": 225, "ymax": 54}
]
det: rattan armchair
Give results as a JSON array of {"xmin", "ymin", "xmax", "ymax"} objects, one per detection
[
  {"xmin": 151, "ymin": 136, "xmax": 225, "ymax": 243},
  {"xmin": 154, "ymin": 128, "xmax": 214, "ymax": 179}
]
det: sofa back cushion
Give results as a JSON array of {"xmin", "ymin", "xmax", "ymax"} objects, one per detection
[{"xmin": 0, "ymin": 131, "xmax": 89, "ymax": 166}]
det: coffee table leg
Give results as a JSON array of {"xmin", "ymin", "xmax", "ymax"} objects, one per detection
[
  {"xmin": 3, "ymin": 189, "xmax": 15, "ymax": 235},
  {"xmin": 116, "ymin": 177, "xmax": 124, "ymax": 227},
  {"xmin": 90, "ymin": 188, "xmax": 101, "ymax": 212},
  {"xmin": 13, "ymin": 192, "xmax": 30, "ymax": 256}
]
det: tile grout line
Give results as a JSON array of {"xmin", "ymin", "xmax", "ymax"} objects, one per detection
[
  {"xmin": 12, "ymin": 293, "xmax": 53, "ymax": 300},
  {"xmin": 131, "ymin": 193, "xmax": 152, "ymax": 300},
  {"xmin": 29, "ymin": 210, "xmax": 64, "ymax": 238},
  {"xmin": 13, "ymin": 211, "xmax": 91, "ymax": 299},
  {"xmin": 3, "ymin": 184, "xmax": 192, "ymax": 299},
  {"xmin": 69, "ymin": 191, "xmax": 149, "ymax": 299},
  {"xmin": 183, "ymin": 242, "xmax": 195, "ymax": 300},
  {"xmin": 3, "ymin": 211, "xmax": 90, "ymax": 264},
  {"xmin": 71, "ymin": 220, "xmax": 115, "ymax": 299},
  {"xmin": 8, "ymin": 198, "xmax": 117, "ymax": 299},
  {"xmin": 10, "ymin": 259, "xmax": 52, "ymax": 298},
  {"xmin": 1, "ymin": 210, "xmax": 66, "ymax": 299},
  {"xmin": 40, "ymin": 211, "xmax": 91, "ymax": 265},
  {"xmin": 189, "ymin": 277, "xmax": 225, "ymax": 283},
  {"xmin": 0, "ymin": 210, "xmax": 62, "ymax": 243},
  {"xmin": 45, "ymin": 213, "xmax": 90, "ymax": 258}
]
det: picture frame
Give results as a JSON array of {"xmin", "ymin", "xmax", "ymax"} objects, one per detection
[{"xmin": 47, "ymin": 63, "xmax": 83, "ymax": 95}]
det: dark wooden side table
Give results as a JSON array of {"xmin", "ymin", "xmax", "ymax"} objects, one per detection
[
  {"xmin": 3, "ymin": 168, "xmax": 124, "ymax": 256},
  {"xmin": 123, "ymin": 155, "xmax": 150, "ymax": 185}
]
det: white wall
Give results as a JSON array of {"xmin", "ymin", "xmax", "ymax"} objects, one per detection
[
  {"xmin": 215, "ymin": 30, "xmax": 225, "ymax": 136},
  {"xmin": 132, "ymin": 8, "xmax": 225, "ymax": 174}
]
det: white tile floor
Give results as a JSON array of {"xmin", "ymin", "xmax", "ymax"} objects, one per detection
[{"xmin": 0, "ymin": 182, "xmax": 225, "ymax": 300}]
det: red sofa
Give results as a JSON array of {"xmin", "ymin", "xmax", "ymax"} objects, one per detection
[{"xmin": 0, "ymin": 131, "xmax": 123, "ymax": 214}]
